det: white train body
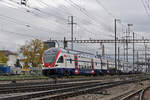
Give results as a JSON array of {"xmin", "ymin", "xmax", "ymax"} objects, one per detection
[{"xmin": 42, "ymin": 48, "xmax": 128, "ymax": 76}]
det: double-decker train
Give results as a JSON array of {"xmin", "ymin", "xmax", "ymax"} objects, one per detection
[{"xmin": 42, "ymin": 48, "xmax": 133, "ymax": 76}]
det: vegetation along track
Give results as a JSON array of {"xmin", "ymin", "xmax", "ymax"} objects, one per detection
[{"xmin": 0, "ymin": 77, "xmax": 149, "ymax": 100}]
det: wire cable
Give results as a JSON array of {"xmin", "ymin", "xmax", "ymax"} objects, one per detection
[
  {"xmin": 64, "ymin": 0, "xmax": 114, "ymax": 32},
  {"xmin": 95, "ymin": 0, "xmax": 116, "ymax": 18},
  {"xmin": 141, "ymin": 0, "xmax": 150, "ymax": 18}
]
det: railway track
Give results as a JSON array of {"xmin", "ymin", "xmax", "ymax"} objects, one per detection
[
  {"xmin": 0, "ymin": 80, "xmax": 108, "ymax": 94},
  {"xmin": 0, "ymin": 74, "xmax": 147, "ymax": 94},
  {"xmin": 139, "ymin": 86, "xmax": 150, "ymax": 100},
  {"xmin": 112, "ymin": 83, "xmax": 150, "ymax": 100},
  {"xmin": 0, "ymin": 74, "xmax": 146, "ymax": 88},
  {"xmin": 0, "ymin": 77, "xmax": 149, "ymax": 100},
  {"xmin": 0, "ymin": 76, "xmax": 102, "ymax": 87}
]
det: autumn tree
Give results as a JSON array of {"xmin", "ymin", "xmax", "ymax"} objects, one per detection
[
  {"xmin": 0, "ymin": 53, "xmax": 8, "ymax": 65},
  {"xmin": 20, "ymin": 39, "xmax": 45, "ymax": 68}
]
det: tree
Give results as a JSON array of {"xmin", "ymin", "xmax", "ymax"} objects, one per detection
[
  {"xmin": 20, "ymin": 39, "xmax": 45, "ymax": 68},
  {"xmin": 0, "ymin": 53, "xmax": 8, "ymax": 65}
]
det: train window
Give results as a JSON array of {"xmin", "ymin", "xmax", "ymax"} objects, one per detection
[
  {"xmin": 80, "ymin": 65, "xmax": 82, "ymax": 69},
  {"xmin": 82, "ymin": 66, "xmax": 84, "ymax": 69},
  {"xmin": 95, "ymin": 62, "xmax": 97, "ymax": 66},
  {"xmin": 70, "ymin": 59, "xmax": 72, "ymax": 64},
  {"xmin": 57, "ymin": 56, "xmax": 64, "ymax": 63},
  {"xmin": 87, "ymin": 66, "xmax": 90, "ymax": 69}
]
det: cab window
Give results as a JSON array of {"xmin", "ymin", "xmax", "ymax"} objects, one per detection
[{"xmin": 57, "ymin": 56, "xmax": 64, "ymax": 63}]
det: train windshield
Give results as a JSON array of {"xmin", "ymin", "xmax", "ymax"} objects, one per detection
[{"xmin": 44, "ymin": 48, "xmax": 59, "ymax": 63}]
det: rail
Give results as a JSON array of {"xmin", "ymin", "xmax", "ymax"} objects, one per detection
[{"xmin": 0, "ymin": 77, "xmax": 149, "ymax": 100}]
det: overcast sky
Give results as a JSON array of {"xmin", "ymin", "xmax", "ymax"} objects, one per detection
[{"xmin": 0, "ymin": 0, "xmax": 150, "ymax": 59}]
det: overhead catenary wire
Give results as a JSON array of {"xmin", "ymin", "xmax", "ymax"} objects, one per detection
[
  {"xmin": 67, "ymin": 0, "xmax": 130, "ymax": 40},
  {"xmin": 32, "ymin": 1, "xmax": 147, "ymax": 40},
  {"xmin": 95, "ymin": 0, "xmax": 148, "ymax": 62},
  {"xmin": 144, "ymin": 0, "xmax": 150, "ymax": 10},
  {"xmin": 0, "ymin": 0, "xmax": 147, "ymax": 62},
  {"xmin": 42, "ymin": 0, "xmax": 106, "ymax": 36},
  {"xmin": 9, "ymin": 0, "xmax": 68, "ymax": 23},
  {"xmin": 7, "ymin": 0, "xmax": 69, "ymax": 30},
  {"xmin": 1, "ymin": 29, "xmax": 41, "ymax": 38},
  {"xmin": 32, "ymin": 0, "xmax": 68, "ymax": 21},
  {"xmin": 29, "ymin": 0, "xmax": 118, "ymax": 39},
  {"xmin": 95, "ymin": 0, "xmax": 129, "ymax": 36},
  {"xmin": 95, "ymin": 0, "xmax": 116, "ymax": 18},
  {"xmin": 64, "ymin": 0, "xmax": 114, "ymax": 32},
  {"xmin": 35, "ymin": 0, "xmax": 110, "ymax": 39},
  {"xmin": 141, "ymin": 0, "xmax": 150, "ymax": 18},
  {"xmin": 0, "ymin": 13, "xmax": 64, "ymax": 37},
  {"xmin": 34, "ymin": 0, "xmax": 129, "ymax": 49},
  {"xmin": 2, "ymin": 0, "xmax": 100, "ymax": 40}
]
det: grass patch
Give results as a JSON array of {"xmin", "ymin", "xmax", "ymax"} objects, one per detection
[{"xmin": 0, "ymin": 74, "xmax": 49, "ymax": 81}]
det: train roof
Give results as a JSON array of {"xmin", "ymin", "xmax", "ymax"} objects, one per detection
[
  {"xmin": 45, "ymin": 48, "xmax": 132, "ymax": 66},
  {"xmin": 45, "ymin": 48, "xmax": 96, "ymax": 58}
]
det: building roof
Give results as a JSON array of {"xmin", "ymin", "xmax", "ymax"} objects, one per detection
[{"xmin": 0, "ymin": 50, "xmax": 17, "ymax": 56}]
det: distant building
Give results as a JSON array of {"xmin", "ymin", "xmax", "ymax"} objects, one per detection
[
  {"xmin": 0, "ymin": 50, "xmax": 17, "ymax": 56},
  {"xmin": 0, "ymin": 50, "xmax": 22, "ymax": 74},
  {"xmin": 0, "ymin": 50, "xmax": 17, "ymax": 67},
  {"xmin": 7, "ymin": 55, "xmax": 17, "ymax": 67},
  {"xmin": 44, "ymin": 41, "xmax": 56, "ymax": 49}
]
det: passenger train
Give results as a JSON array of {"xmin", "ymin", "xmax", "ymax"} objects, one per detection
[{"xmin": 42, "ymin": 48, "xmax": 133, "ymax": 76}]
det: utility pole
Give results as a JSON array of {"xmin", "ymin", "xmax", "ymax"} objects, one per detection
[
  {"xmin": 126, "ymin": 24, "xmax": 133, "ymax": 62},
  {"xmin": 125, "ymin": 29, "xmax": 128, "ymax": 62},
  {"xmin": 145, "ymin": 45, "xmax": 147, "ymax": 72},
  {"xmin": 137, "ymin": 51, "xmax": 139, "ymax": 72},
  {"xmin": 118, "ymin": 46, "xmax": 120, "ymax": 71},
  {"xmin": 114, "ymin": 19, "xmax": 120, "ymax": 74},
  {"xmin": 64, "ymin": 37, "xmax": 67, "ymax": 49},
  {"xmin": 123, "ymin": 36, "xmax": 126, "ymax": 61},
  {"xmin": 115, "ymin": 19, "xmax": 117, "ymax": 74},
  {"xmin": 102, "ymin": 44, "xmax": 105, "ymax": 57},
  {"xmin": 144, "ymin": 38, "xmax": 147, "ymax": 72},
  {"xmin": 68, "ymin": 16, "xmax": 77, "ymax": 50},
  {"xmin": 133, "ymin": 32, "xmax": 135, "ymax": 72}
]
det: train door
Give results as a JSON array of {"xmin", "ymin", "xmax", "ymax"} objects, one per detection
[
  {"xmin": 91, "ymin": 59, "xmax": 95, "ymax": 74},
  {"xmin": 64, "ymin": 54, "xmax": 67, "ymax": 68},
  {"xmin": 74, "ymin": 55, "xmax": 79, "ymax": 75},
  {"xmin": 101, "ymin": 58, "xmax": 104, "ymax": 70},
  {"xmin": 123, "ymin": 63, "xmax": 125, "ymax": 72},
  {"xmin": 107, "ymin": 60, "xmax": 110, "ymax": 74}
]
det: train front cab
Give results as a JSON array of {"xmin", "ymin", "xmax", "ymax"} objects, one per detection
[{"xmin": 42, "ymin": 48, "xmax": 64, "ymax": 76}]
